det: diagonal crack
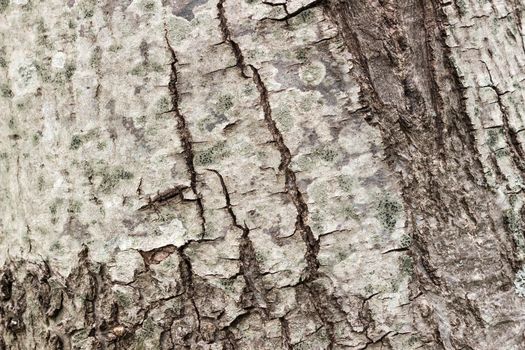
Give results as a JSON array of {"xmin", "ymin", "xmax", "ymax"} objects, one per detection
[
  {"xmin": 215, "ymin": 0, "xmax": 320, "ymax": 284},
  {"xmin": 211, "ymin": 4, "xmax": 335, "ymax": 341},
  {"xmin": 262, "ymin": 0, "xmax": 326, "ymax": 22},
  {"xmin": 164, "ymin": 31, "xmax": 207, "ymax": 240},
  {"xmin": 481, "ymin": 60, "xmax": 525, "ymax": 175},
  {"xmin": 137, "ymin": 185, "xmax": 188, "ymax": 211},
  {"xmin": 250, "ymin": 65, "xmax": 320, "ymax": 282}
]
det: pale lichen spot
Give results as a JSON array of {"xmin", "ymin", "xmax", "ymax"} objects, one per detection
[
  {"xmin": 514, "ymin": 267, "xmax": 525, "ymax": 297},
  {"xmin": 299, "ymin": 61, "xmax": 326, "ymax": 86},
  {"xmin": 51, "ymin": 52, "xmax": 66, "ymax": 69}
]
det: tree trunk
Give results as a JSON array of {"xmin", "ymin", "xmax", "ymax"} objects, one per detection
[{"xmin": 1, "ymin": 0, "xmax": 525, "ymax": 348}]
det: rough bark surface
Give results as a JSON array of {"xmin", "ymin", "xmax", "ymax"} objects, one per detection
[{"xmin": 1, "ymin": 0, "xmax": 525, "ymax": 349}]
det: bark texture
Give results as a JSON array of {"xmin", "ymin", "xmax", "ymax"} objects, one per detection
[{"xmin": 1, "ymin": 0, "xmax": 525, "ymax": 349}]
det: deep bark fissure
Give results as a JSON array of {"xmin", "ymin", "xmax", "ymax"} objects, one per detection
[
  {"xmin": 217, "ymin": 0, "xmax": 249, "ymax": 78},
  {"xmin": 164, "ymin": 32, "xmax": 207, "ymax": 240},
  {"xmin": 214, "ymin": 4, "xmax": 340, "ymax": 343},
  {"xmin": 216, "ymin": 0, "xmax": 321, "ymax": 282},
  {"xmin": 279, "ymin": 316, "xmax": 292, "ymax": 349},
  {"xmin": 137, "ymin": 185, "xmax": 188, "ymax": 211},
  {"xmin": 163, "ymin": 31, "xmax": 204, "ymax": 339},
  {"xmin": 207, "ymin": 168, "xmax": 268, "ymax": 310},
  {"xmin": 481, "ymin": 59, "xmax": 525, "ymax": 176},
  {"xmin": 262, "ymin": 0, "xmax": 326, "ymax": 22},
  {"xmin": 324, "ymin": 0, "xmax": 523, "ymax": 348},
  {"xmin": 250, "ymin": 65, "xmax": 320, "ymax": 281}
]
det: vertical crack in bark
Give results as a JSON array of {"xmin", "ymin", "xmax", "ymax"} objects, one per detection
[
  {"xmin": 249, "ymin": 65, "xmax": 320, "ymax": 282},
  {"xmin": 215, "ymin": 0, "xmax": 321, "ymax": 286},
  {"xmin": 164, "ymin": 30, "xmax": 203, "ymax": 338},
  {"xmin": 481, "ymin": 60, "xmax": 525, "ymax": 175},
  {"xmin": 217, "ymin": 0, "xmax": 249, "ymax": 78},
  {"xmin": 207, "ymin": 169, "xmax": 268, "ymax": 310},
  {"xmin": 279, "ymin": 316, "xmax": 292, "ymax": 349},
  {"xmin": 213, "ymin": 4, "xmax": 336, "ymax": 342},
  {"xmin": 164, "ymin": 31, "xmax": 207, "ymax": 240},
  {"xmin": 177, "ymin": 246, "xmax": 202, "ymax": 334},
  {"xmin": 418, "ymin": 0, "xmax": 446, "ymax": 155}
]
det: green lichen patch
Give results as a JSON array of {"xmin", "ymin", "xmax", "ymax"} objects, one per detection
[
  {"xmin": 295, "ymin": 48, "xmax": 309, "ymax": 61},
  {"xmin": 36, "ymin": 19, "xmax": 53, "ymax": 49},
  {"xmin": 215, "ymin": 94, "xmax": 234, "ymax": 113},
  {"xmin": 313, "ymin": 144, "xmax": 339, "ymax": 163},
  {"xmin": 78, "ymin": 0, "xmax": 97, "ymax": 18},
  {"xmin": 143, "ymin": 1, "xmax": 155, "ymax": 11},
  {"xmin": 340, "ymin": 205, "xmax": 359, "ymax": 221},
  {"xmin": 337, "ymin": 175, "xmax": 353, "ymax": 193},
  {"xmin": 504, "ymin": 208, "xmax": 525, "ymax": 258},
  {"xmin": 64, "ymin": 63, "xmax": 76, "ymax": 80},
  {"xmin": 0, "ymin": 0, "xmax": 8, "ymax": 14},
  {"xmin": 37, "ymin": 176, "xmax": 45, "ymax": 191},
  {"xmin": 400, "ymin": 234, "xmax": 412, "ymax": 248},
  {"xmin": 90, "ymin": 47, "xmax": 102, "ymax": 69},
  {"xmin": 399, "ymin": 255, "xmax": 413, "ymax": 275},
  {"xmin": 70, "ymin": 135, "xmax": 83, "ymax": 150},
  {"xmin": 376, "ymin": 195, "xmax": 402, "ymax": 231},
  {"xmin": 155, "ymin": 95, "xmax": 171, "ymax": 115},
  {"xmin": 486, "ymin": 128, "xmax": 503, "ymax": 148},
  {"xmin": 0, "ymin": 84, "xmax": 13, "ymax": 98},
  {"xmin": 49, "ymin": 198, "xmax": 64, "ymax": 224},
  {"xmin": 299, "ymin": 61, "xmax": 326, "ymax": 86},
  {"xmin": 32, "ymin": 132, "xmax": 41, "ymax": 145},
  {"xmin": 195, "ymin": 141, "xmax": 229, "ymax": 166},
  {"xmin": 289, "ymin": 8, "xmax": 316, "ymax": 27},
  {"xmin": 69, "ymin": 129, "xmax": 100, "ymax": 150},
  {"xmin": 67, "ymin": 200, "xmax": 82, "ymax": 214},
  {"xmin": 494, "ymin": 148, "xmax": 510, "ymax": 158},
  {"xmin": 79, "ymin": 160, "xmax": 134, "ymax": 194},
  {"xmin": 130, "ymin": 61, "xmax": 164, "ymax": 76},
  {"xmin": 274, "ymin": 107, "xmax": 293, "ymax": 132},
  {"xmin": 99, "ymin": 167, "xmax": 134, "ymax": 193}
]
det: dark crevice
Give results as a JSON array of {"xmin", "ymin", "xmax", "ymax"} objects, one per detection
[
  {"xmin": 481, "ymin": 60, "xmax": 525, "ymax": 175},
  {"xmin": 177, "ymin": 247, "xmax": 202, "ymax": 334},
  {"xmin": 164, "ymin": 31, "xmax": 207, "ymax": 240},
  {"xmin": 249, "ymin": 65, "xmax": 320, "ymax": 282},
  {"xmin": 137, "ymin": 185, "xmax": 189, "ymax": 211},
  {"xmin": 279, "ymin": 316, "xmax": 292, "ymax": 349},
  {"xmin": 163, "ymin": 30, "xmax": 207, "ymax": 340},
  {"xmin": 215, "ymin": 0, "xmax": 321, "ymax": 283},
  {"xmin": 217, "ymin": 0, "xmax": 249, "ymax": 78},
  {"xmin": 207, "ymin": 169, "xmax": 268, "ymax": 311},
  {"xmin": 262, "ymin": 0, "xmax": 326, "ymax": 22}
]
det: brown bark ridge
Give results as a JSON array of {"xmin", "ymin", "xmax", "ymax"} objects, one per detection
[{"xmin": 1, "ymin": 0, "xmax": 525, "ymax": 349}]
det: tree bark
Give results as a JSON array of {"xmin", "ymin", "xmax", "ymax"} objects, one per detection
[{"xmin": 1, "ymin": 0, "xmax": 525, "ymax": 348}]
